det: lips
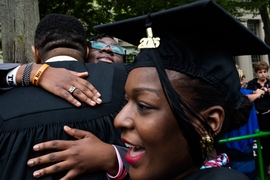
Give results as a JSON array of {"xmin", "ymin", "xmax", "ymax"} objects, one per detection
[
  {"xmin": 97, "ymin": 56, "xmax": 113, "ymax": 63},
  {"xmin": 125, "ymin": 143, "xmax": 145, "ymax": 165}
]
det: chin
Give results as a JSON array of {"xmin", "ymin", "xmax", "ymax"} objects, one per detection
[
  {"xmin": 130, "ymin": 167, "xmax": 162, "ymax": 180},
  {"xmin": 130, "ymin": 168, "xmax": 146, "ymax": 180}
]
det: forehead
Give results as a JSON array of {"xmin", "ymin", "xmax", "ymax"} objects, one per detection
[
  {"xmin": 126, "ymin": 68, "xmax": 166, "ymax": 101},
  {"xmin": 97, "ymin": 37, "xmax": 117, "ymax": 44},
  {"xmin": 127, "ymin": 67, "xmax": 187, "ymax": 90},
  {"xmin": 127, "ymin": 67, "xmax": 160, "ymax": 85},
  {"xmin": 257, "ymin": 69, "xmax": 268, "ymax": 71}
]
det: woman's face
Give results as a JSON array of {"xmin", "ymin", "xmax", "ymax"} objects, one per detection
[
  {"xmin": 87, "ymin": 37, "xmax": 124, "ymax": 63},
  {"xmin": 114, "ymin": 67, "xmax": 197, "ymax": 180},
  {"xmin": 256, "ymin": 69, "xmax": 268, "ymax": 82}
]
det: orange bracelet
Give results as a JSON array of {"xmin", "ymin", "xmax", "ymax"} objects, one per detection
[{"xmin": 31, "ymin": 64, "xmax": 50, "ymax": 86}]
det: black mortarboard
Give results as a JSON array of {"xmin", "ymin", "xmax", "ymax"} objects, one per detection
[{"xmin": 94, "ymin": 0, "xmax": 270, "ymax": 110}]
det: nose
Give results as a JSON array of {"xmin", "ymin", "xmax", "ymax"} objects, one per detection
[
  {"xmin": 100, "ymin": 45, "xmax": 114, "ymax": 55},
  {"xmin": 114, "ymin": 103, "xmax": 134, "ymax": 130}
]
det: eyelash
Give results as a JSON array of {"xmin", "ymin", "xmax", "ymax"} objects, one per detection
[{"xmin": 138, "ymin": 103, "xmax": 152, "ymax": 111}]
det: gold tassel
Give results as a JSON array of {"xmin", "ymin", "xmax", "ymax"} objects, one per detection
[{"xmin": 138, "ymin": 27, "xmax": 160, "ymax": 49}]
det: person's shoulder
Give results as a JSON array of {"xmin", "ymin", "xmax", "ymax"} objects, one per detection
[
  {"xmin": 0, "ymin": 63, "xmax": 21, "ymax": 70},
  {"xmin": 246, "ymin": 78, "xmax": 257, "ymax": 89},
  {"xmin": 183, "ymin": 167, "xmax": 249, "ymax": 180}
]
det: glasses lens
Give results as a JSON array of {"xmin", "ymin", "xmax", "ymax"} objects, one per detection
[
  {"xmin": 109, "ymin": 44, "xmax": 126, "ymax": 55},
  {"xmin": 90, "ymin": 41, "xmax": 126, "ymax": 55},
  {"xmin": 90, "ymin": 41, "xmax": 106, "ymax": 50}
]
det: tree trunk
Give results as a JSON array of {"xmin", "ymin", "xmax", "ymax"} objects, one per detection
[
  {"xmin": 0, "ymin": 0, "xmax": 39, "ymax": 63},
  {"xmin": 259, "ymin": 4, "xmax": 270, "ymax": 45},
  {"xmin": 258, "ymin": 3, "xmax": 270, "ymax": 60}
]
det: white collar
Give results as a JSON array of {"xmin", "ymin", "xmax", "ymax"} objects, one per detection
[{"xmin": 45, "ymin": 56, "xmax": 78, "ymax": 62}]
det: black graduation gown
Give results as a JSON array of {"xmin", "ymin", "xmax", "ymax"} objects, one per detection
[
  {"xmin": 183, "ymin": 167, "xmax": 249, "ymax": 180},
  {"xmin": 0, "ymin": 61, "xmax": 128, "ymax": 180}
]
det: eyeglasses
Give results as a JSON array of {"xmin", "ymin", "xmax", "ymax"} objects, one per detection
[{"xmin": 90, "ymin": 41, "xmax": 126, "ymax": 55}]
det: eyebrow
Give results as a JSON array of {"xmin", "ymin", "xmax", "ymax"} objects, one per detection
[
  {"xmin": 99, "ymin": 40, "xmax": 117, "ymax": 45},
  {"xmin": 132, "ymin": 87, "xmax": 159, "ymax": 97}
]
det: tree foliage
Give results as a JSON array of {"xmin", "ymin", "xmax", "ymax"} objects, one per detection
[
  {"xmin": 38, "ymin": 0, "xmax": 115, "ymax": 39},
  {"xmin": 37, "ymin": 0, "xmax": 270, "ymax": 46}
]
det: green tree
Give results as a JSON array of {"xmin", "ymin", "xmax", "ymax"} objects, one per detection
[
  {"xmin": 38, "ymin": 0, "xmax": 114, "ymax": 39},
  {"xmin": 3, "ymin": 0, "xmax": 270, "ymax": 46},
  {"xmin": 1, "ymin": 0, "xmax": 269, "ymax": 63}
]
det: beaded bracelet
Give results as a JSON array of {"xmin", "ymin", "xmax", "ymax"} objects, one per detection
[
  {"xmin": 31, "ymin": 64, "xmax": 50, "ymax": 86},
  {"xmin": 22, "ymin": 62, "xmax": 34, "ymax": 86}
]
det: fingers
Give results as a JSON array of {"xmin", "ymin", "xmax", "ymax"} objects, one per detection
[
  {"xmin": 27, "ymin": 138, "xmax": 86, "ymax": 179},
  {"xmin": 70, "ymin": 77, "xmax": 102, "ymax": 106},
  {"xmin": 27, "ymin": 147, "xmax": 70, "ymax": 170},
  {"xmin": 58, "ymin": 80, "xmax": 102, "ymax": 107},
  {"xmin": 69, "ymin": 70, "xmax": 89, "ymax": 78},
  {"xmin": 27, "ymin": 152, "xmax": 62, "ymax": 167},
  {"xmin": 58, "ymin": 91, "xmax": 82, "ymax": 107},
  {"xmin": 32, "ymin": 140, "xmax": 71, "ymax": 152},
  {"xmin": 67, "ymin": 70, "xmax": 102, "ymax": 105},
  {"xmin": 31, "ymin": 163, "xmax": 84, "ymax": 179},
  {"xmin": 38, "ymin": 67, "xmax": 102, "ymax": 107},
  {"xmin": 64, "ymin": 125, "xmax": 90, "ymax": 140},
  {"xmin": 30, "ymin": 160, "xmax": 73, "ymax": 178},
  {"xmin": 60, "ymin": 170, "xmax": 80, "ymax": 180}
]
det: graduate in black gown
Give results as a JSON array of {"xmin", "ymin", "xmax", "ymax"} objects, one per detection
[{"xmin": 0, "ymin": 14, "xmax": 129, "ymax": 180}]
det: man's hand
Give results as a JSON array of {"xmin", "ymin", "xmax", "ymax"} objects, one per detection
[
  {"xmin": 39, "ymin": 67, "xmax": 102, "ymax": 107},
  {"xmin": 27, "ymin": 126, "xmax": 118, "ymax": 179}
]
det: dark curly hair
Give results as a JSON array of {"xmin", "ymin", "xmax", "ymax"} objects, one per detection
[
  {"xmin": 90, "ymin": 33, "xmax": 115, "ymax": 41},
  {"xmin": 34, "ymin": 13, "xmax": 87, "ymax": 60}
]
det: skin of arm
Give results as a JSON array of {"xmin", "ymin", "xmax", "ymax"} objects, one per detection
[
  {"xmin": 27, "ymin": 126, "xmax": 119, "ymax": 179},
  {"xmin": 12, "ymin": 64, "xmax": 102, "ymax": 107},
  {"xmin": 247, "ymin": 88, "xmax": 265, "ymax": 102}
]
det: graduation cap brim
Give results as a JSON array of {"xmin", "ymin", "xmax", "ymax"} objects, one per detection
[{"xmin": 94, "ymin": 0, "xmax": 270, "ymax": 56}]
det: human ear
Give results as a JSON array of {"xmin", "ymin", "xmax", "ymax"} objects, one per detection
[
  {"xmin": 85, "ymin": 47, "xmax": 90, "ymax": 61},
  {"xmin": 200, "ymin": 106, "xmax": 225, "ymax": 135},
  {"xmin": 31, "ymin": 46, "xmax": 41, "ymax": 64}
]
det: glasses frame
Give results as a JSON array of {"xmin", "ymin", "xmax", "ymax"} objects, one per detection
[{"xmin": 90, "ymin": 41, "xmax": 126, "ymax": 55}]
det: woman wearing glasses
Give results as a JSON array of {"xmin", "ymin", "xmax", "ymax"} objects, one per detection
[{"xmin": 87, "ymin": 34, "xmax": 126, "ymax": 64}]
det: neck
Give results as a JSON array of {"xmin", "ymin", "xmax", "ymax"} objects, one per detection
[
  {"xmin": 257, "ymin": 78, "xmax": 266, "ymax": 84},
  {"xmin": 205, "ymin": 148, "xmax": 217, "ymax": 161},
  {"xmin": 41, "ymin": 48, "xmax": 85, "ymax": 62}
]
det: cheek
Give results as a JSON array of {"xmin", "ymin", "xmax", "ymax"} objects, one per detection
[
  {"xmin": 140, "ymin": 111, "xmax": 187, "ymax": 155},
  {"xmin": 88, "ymin": 50, "xmax": 98, "ymax": 61},
  {"xmin": 113, "ymin": 55, "xmax": 124, "ymax": 63},
  {"xmin": 137, "ymin": 115, "xmax": 191, "ymax": 179}
]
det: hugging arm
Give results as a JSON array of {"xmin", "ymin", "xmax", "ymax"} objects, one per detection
[
  {"xmin": 27, "ymin": 126, "xmax": 128, "ymax": 180},
  {"xmin": 0, "ymin": 63, "xmax": 102, "ymax": 107}
]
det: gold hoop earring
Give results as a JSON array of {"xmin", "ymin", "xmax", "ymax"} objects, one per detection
[{"xmin": 200, "ymin": 135, "xmax": 213, "ymax": 152}]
